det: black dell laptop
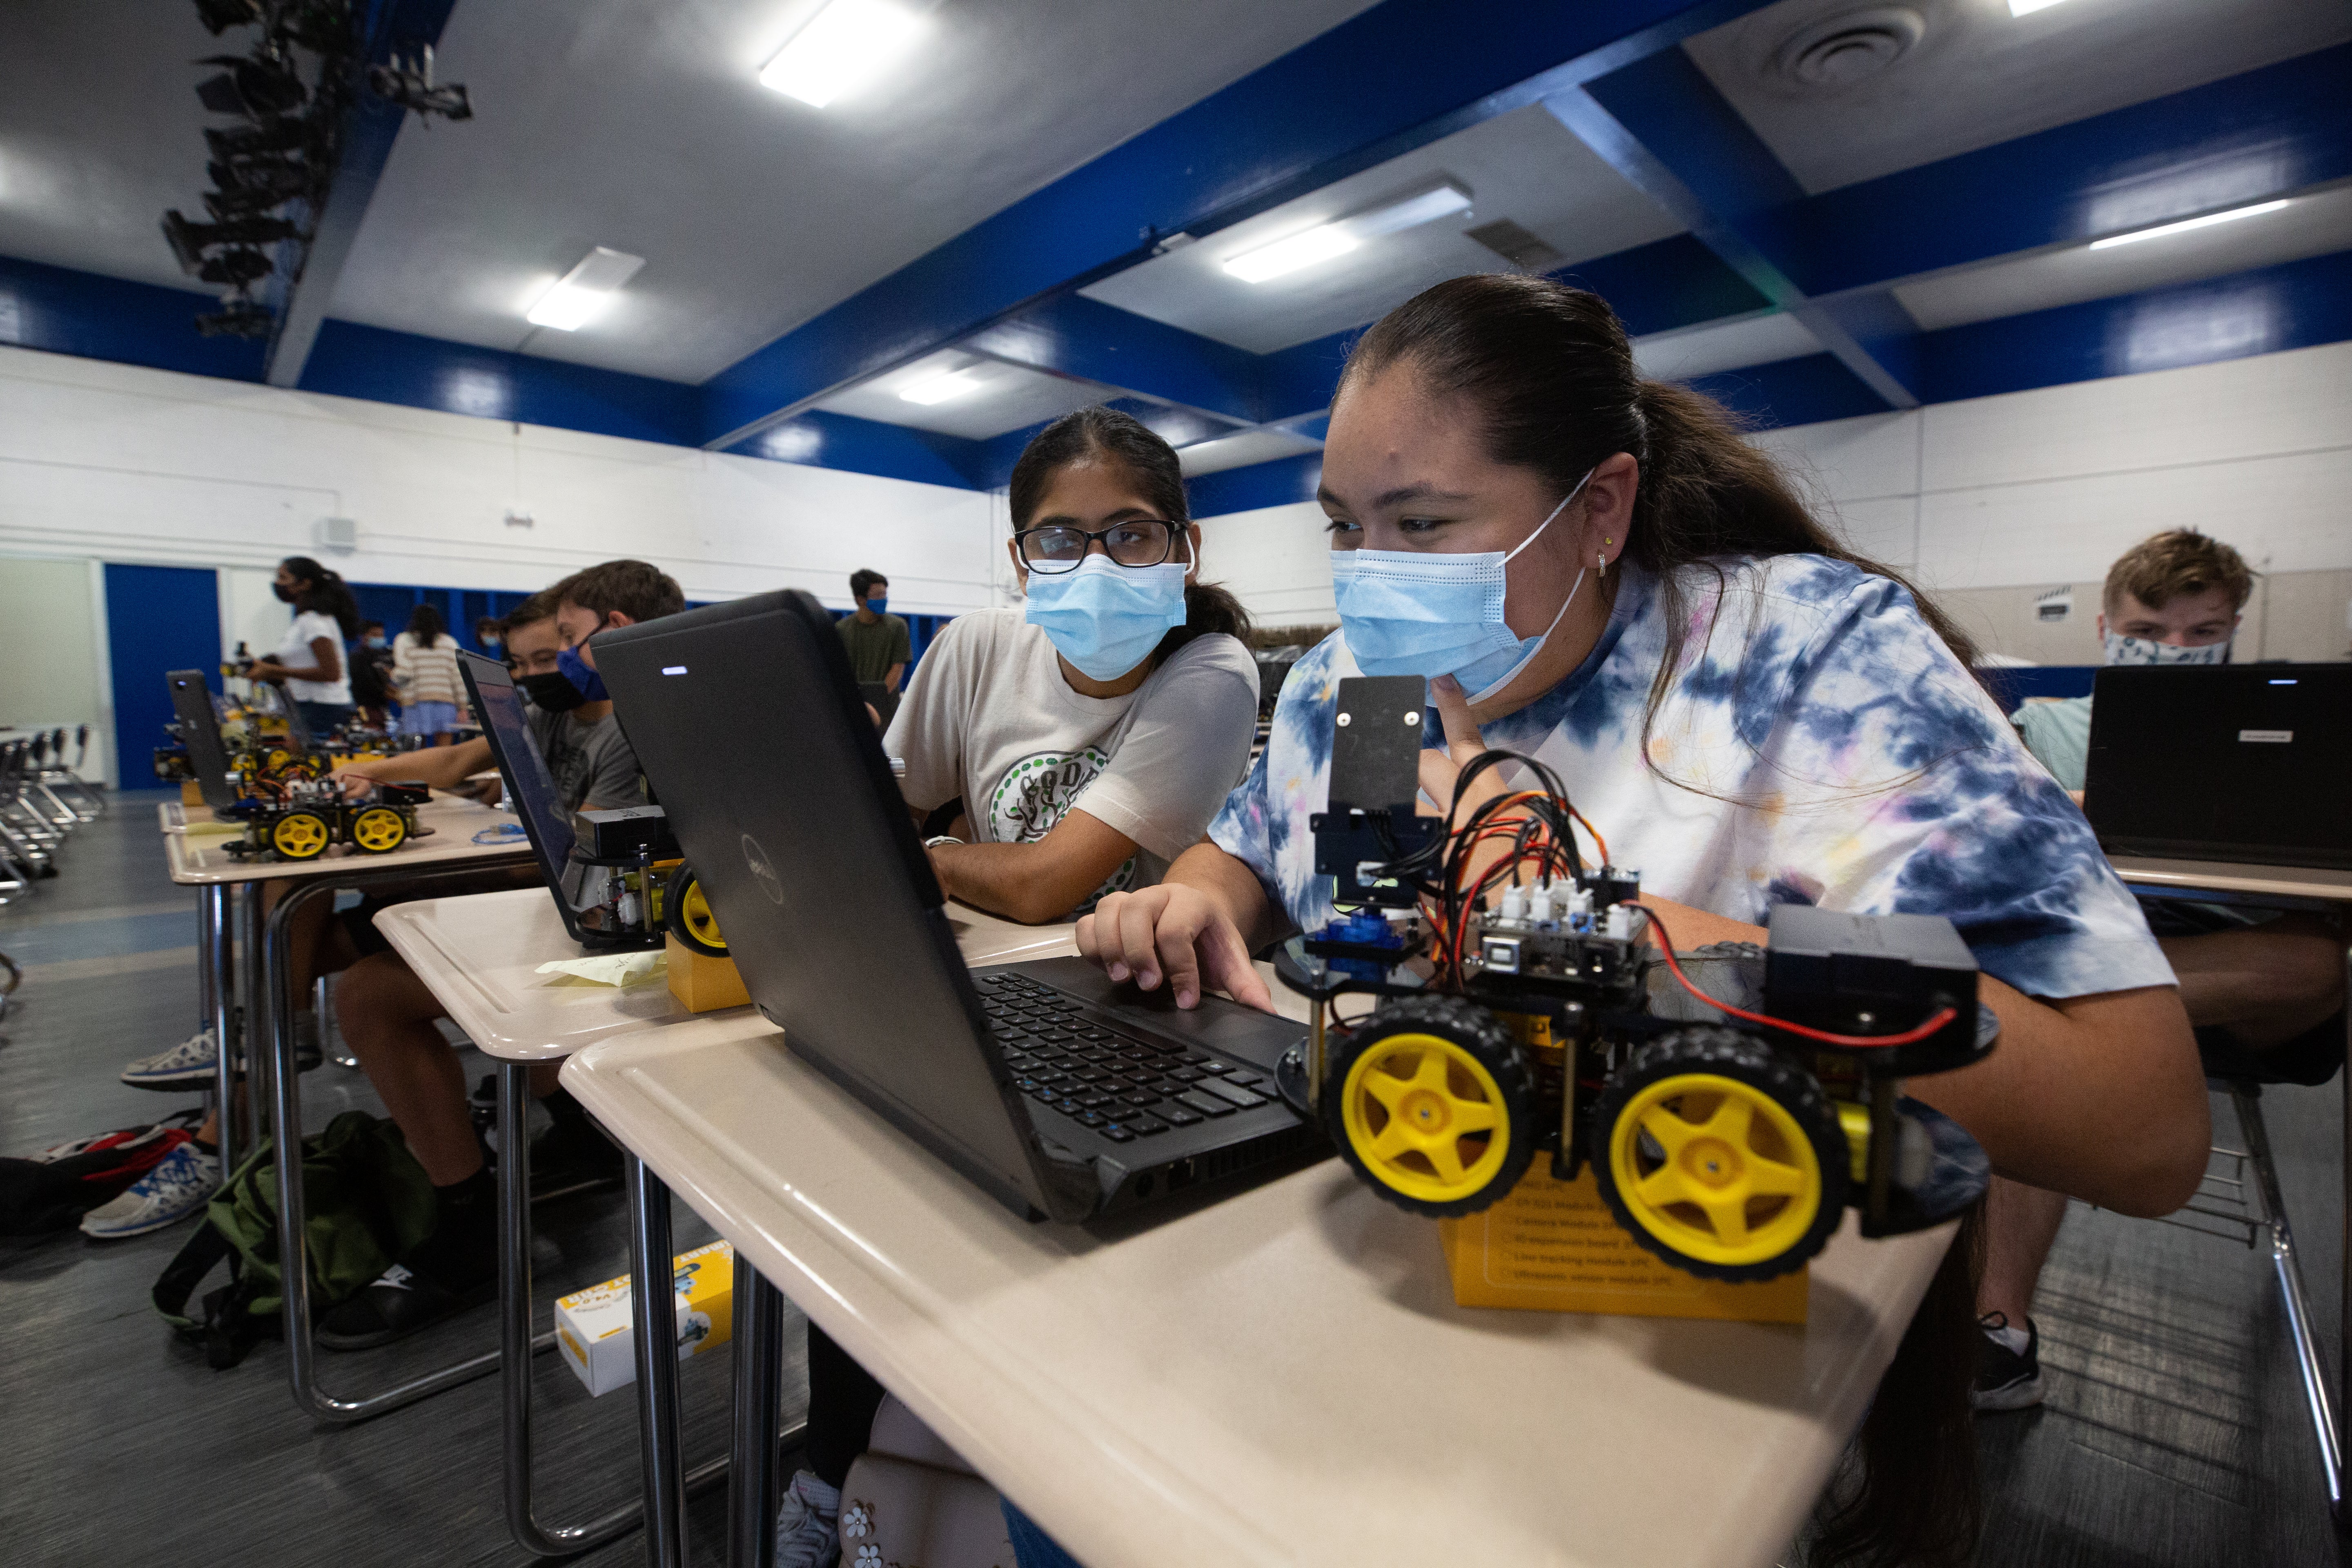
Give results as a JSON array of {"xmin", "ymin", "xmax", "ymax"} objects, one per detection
[
  {"xmin": 594, "ymin": 590, "xmax": 1317, "ymax": 1224},
  {"xmin": 165, "ymin": 670, "xmax": 238, "ymax": 815},
  {"xmin": 2085, "ymin": 664, "xmax": 2350, "ymax": 870}
]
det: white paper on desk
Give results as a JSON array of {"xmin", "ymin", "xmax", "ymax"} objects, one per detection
[{"xmin": 534, "ymin": 951, "xmax": 668, "ymax": 987}]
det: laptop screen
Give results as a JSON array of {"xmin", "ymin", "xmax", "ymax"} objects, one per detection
[
  {"xmin": 456, "ymin": 650, "xmax": 576, "ymax": 892},
  {"xmin": 165, "ymin": 670, "xmax": 236, "ymax": 810}
]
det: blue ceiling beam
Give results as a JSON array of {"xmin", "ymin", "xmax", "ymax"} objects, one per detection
[
  {"xmin": 697, "ymin": 0, "xmax": 1783, "ymax": 451},
  {"xmin": 265, "ymin": 0, "xmax": 461, "ymax": 388},
  {"xmin": 1189, "ymin": 452, "xmax": 1325, "ymax": 519},
  {"xmin": 1777, "ymin": 43, "xmax": 2352, "ymax": 301},
  {"xmin": 1553, "ymin": 48, "xmax": 1920, "ymax": 409},
  {"xmin": 963, "ymin": 295, "xmax": 1267, "ymax": 426},
  {"xmin": 718, "ymin": 408, "xmax": 994, "ymax": 490},
  {"xmin": 303, "ymin": 318, "xmax": 702, "ymax": 445},
  {"xmin": 0, "ymin": 252, "xmax": 267, "ymax": 382}
]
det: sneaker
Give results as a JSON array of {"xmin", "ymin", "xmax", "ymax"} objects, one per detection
[
  {"xmin": 120, "ymin": 1028, "xmax": 218, "ymax": 1091},
  {"xmin": 78, "ymin": 1142, "xmax": 220, "ymax": 1238},
  {"xmin": 118, "ymin": 1025, "xmax": 320, "ymax": 1091},
  {"xmin": 316, "ymin": 1262, "xmax": 494, "ymax": 1352},
  {"xmin": 1973, "ymin": 1311, "xmax": 2046, "ymax": 1411},
  {"xmin": 775, "ymin": 1469, "xmax": 842, "ymax": 1568}
]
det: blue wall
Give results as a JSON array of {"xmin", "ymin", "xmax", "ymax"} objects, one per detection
[
  {"xmin": 352, "ymin": 581, "xmax": 537, "ymax": 659},
  {"xmin": 104, "ymin": 563, "xmax": 222, "ymax": 784}
]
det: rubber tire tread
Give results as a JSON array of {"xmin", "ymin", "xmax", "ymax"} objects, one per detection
[
  {"xmin": 664, "ymin": 864, "xmax": 728, "ymax": 957},
  {"xmin": 1324, "ymin": 992, "xmax": 1535, "ymax": 1220},
  {"xmin": 1591, "ymin": 1026, "xmax": 1847, "ymax": 1283}
]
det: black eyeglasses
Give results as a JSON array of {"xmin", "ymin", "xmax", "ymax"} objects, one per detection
[{"xmin": 1017, "ymin": 519, "xmax": 1183, "ymax": 574}]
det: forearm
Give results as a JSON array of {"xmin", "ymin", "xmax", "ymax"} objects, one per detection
[
  {"xmin": 931, "ymin": 841, "xmax": 1101, "ymax": 925},
  {"xmin": 345, "ymin": 738, "xmax": 490, "ymax": 791}
]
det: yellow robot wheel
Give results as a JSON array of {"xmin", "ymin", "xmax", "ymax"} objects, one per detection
[
  {"xmin": 349, "ymin": 806, "xmax": 408, "ymax": 854},
  {"xmin": 1323, "ymin": 994, "xmax": 1534, "ymax": 1218},
  {"xmin": 270, "ymin": 809, "xmax": 331, "ymax": 861},
  {"xmin": 1590, "ymin": 1027, "xmax": 1846, "ymax": 1282},
  {"xmin": 664, "ymin": 865, "xmax": 728, "ymax": 957}
]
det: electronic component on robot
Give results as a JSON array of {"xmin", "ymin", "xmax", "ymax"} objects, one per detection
[
  {"xmin": 1273, "ymin": 677, "xmax": 1994, "ymax": 1283},
  {"xmin": 558, "ymin": 806, "xmax": 684, "ymax": 948}
]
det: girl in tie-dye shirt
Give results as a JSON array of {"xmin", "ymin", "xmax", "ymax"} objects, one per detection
[{"xmin": 1073, "ymin": 276, "xmax": 2206, "ymax": 1568}]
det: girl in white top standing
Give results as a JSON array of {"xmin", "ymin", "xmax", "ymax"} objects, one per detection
[
  {"xmin": 245, "ymin": 555, "xmax": 359, "ymax": 740},
  {"xmin": 391, "ymin": 603, "xmax": 467, "ymax": 745}
]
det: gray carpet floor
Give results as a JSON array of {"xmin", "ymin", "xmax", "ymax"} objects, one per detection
[{"xmin": 2, "ymin": 794, "xmax": 2345, "ymax": 1564}]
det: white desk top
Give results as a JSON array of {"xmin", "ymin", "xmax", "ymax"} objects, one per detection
[
  {"xmin": 563, "ymin": 968, "xmax": 1950, "ymax": 1568},
  {"xmin": 2109, "ymin": 855, "xmax": 2352, "ymax": 906},
  {"xmin": 163, "ymin": 793, "xmax": 531, "ymax": 885},
  {"xmin": 381, "ymin": 887, "xmax": 1078, "ymax": 1062}
]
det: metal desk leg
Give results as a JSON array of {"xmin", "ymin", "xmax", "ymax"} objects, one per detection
[
  {"xmin": 2339, "ymin": 947, "xmax": 2351, "ymax": 1532},
  {"xmin": 629, "ymin": 1154, "xmax": 690, "ymax": 1568},
  {"xmin": 501, "ymin": 1063, "xmax": 729, "ymax": 1556},
  {"xmin": 265, "ymin": 869, "xmax": 551, "ymax": 1424},
  {"xmin": 728, "ymin": 1263, "xmax": 787, "ymax": 1568},
  {"xmin": 199, "ymin": 883, "xmax": 237, "ymax": 1174}
]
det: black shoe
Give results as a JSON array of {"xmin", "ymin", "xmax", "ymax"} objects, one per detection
[
  {"xmin": 316, "ymin": 1262, "xmax": 494, "ymax": 1351},
  {"xmin": 1972, "ymin": 1311, "xmax": 2045, "ymax": 1411},
  {"xmin": 528, "ymin": 1092, "xmax": 624, "ymax": 1198}
]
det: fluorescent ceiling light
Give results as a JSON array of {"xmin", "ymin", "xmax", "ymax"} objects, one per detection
[
  {"xmin": 899, "ymin": 368, "xmax": 989, "ymax": 405},
  {"xmin": 2088, "ymin": 199, "xmax": 2289, "ymax": 250},
  {"xmin": 525, "ymin": 247, "xmax": 644, "ymax": 330},
  {"xmin": 2007, "ymin": 0, "xmax": 2071, "ymax": 14},
  {"xmin": 760, "ymin": 0, "xmax": 925, "ymax": 108},
  {"xmin": 1223, "ymin": 181, "xmax": 1470, "ymax": 284}
]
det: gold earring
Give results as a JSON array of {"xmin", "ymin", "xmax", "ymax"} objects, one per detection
[{"xmin": 1598, "ymin": 550, "xmax": 1608, "ymax": 577}]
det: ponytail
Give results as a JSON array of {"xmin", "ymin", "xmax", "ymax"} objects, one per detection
[
  {"xmin": 1153, "ymin": 579, "xmax": 1252, "ymax": 663},
  {"xmin": 278, "ymin": 555, "xmax": 362, "ymax": 640}
]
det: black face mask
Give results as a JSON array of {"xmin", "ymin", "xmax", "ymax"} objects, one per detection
[
  {"xmin": 519, "ymin": 670, "xmax": 586, "ymax": 713},
  {"xmin": 272, "ymin": 583, "xmax": 296, "ymax": 604}
]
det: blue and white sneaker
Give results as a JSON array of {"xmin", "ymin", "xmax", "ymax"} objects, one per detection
[
  {"xmin": 119, "ymin": 1028, "xmax": 218, "ymax": 1091},
  {"xmin": 78, "ymin": 1142, "xmax": 221, "ymax": 1239}
]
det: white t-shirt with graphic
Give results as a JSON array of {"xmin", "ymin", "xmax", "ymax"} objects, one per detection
[
  {"xmin": 886, "ymin": 608, "xmax": 1259, "ymax": 913},
  {"xmin": 277, "ymin": 610, "xmax": 352, "ymax": 705}
]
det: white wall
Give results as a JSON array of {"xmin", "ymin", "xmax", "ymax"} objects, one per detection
[
  {"xmin": 0, "ymin": 554, "xmax": 112, "ymax": 784},
  {"xmin": 1200, "ymin": 340, "xmax": 2352, "ymax": 657},
  {"xmin": 0, "ymin": 344, "xmax": 1000, "ymax": 612}
]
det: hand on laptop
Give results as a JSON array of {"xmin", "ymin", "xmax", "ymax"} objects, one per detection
[{"xmin": 1079, "ymin": 884, "xmax": 1273, "ymax": 1013}]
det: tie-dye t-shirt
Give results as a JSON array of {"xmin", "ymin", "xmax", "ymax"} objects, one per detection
[{"xmin": 1208, "ymin": 554, "xmax": 2172, "ymax": 1002}]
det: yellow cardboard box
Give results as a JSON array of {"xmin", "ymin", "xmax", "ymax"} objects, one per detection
[
  {"xmin": 1438, "ymin": 1163, "xmax": 1807, "ymax": 1324},
  {"xmin": 666, "ymin": 934, "xmax": 749, "ymax": 1012},
  {"xmin": 554, "ymin": 1239, "xmax": 736, "ymax": 1396}
]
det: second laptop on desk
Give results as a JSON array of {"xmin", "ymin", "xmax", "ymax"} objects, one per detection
[{"xmin": 595, "ymin": 590, "xmax": 1316, "ymax": 1225}]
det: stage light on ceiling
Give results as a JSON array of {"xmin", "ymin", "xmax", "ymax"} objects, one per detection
[
  {"xmin": 2088, "ymin": 199, "xmax": 2289, "ymax": 251},
  {"xmin": 1222, "ymin": 180, "xmax": 1472, "ymax": 284},
  {"xmin": 526, "ymin": 247, "xmax": 646, "ymax": 330},
  {"xmin": 2007, "ymin": 0, "xmax": 2072, "ymax": 13},
  {"xmin": 899, "ymin": 368, "xmax": 989, "ymax": 405},
  {"xmin": 760, "ymin": 0, "xmax": 926, "ymax": 108}
]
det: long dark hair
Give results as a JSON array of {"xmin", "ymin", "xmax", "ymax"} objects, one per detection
[
  {"xmin": 1340, "ymin": 276, "xmax": 1981, "ymax": 771},
  {"xmin": 1007, "ymin": 406, "xmax": 1251, "ymax": 664},
  {"xmin": 278, "ymin": 555, "xmax": 361, "ymax": 639},
  {"xmin": 404, "ymin": 602, "xmax": 446, "ymax": 644},
  {"xmin": 1343, "ymin": 277, "xmax": 1984, "ymax": 1566}
]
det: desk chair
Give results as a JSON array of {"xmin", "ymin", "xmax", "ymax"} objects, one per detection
[
  {"xmin": 2160, "ymin": 1021, "xmax": 2348, "ymax": 1509},
  {"xmin": 0, "ymin": 740, "xmax": 63, "ymax": 882},
  {"xmin": 34, "ymin": 726, "xmax": 105, "ymax": 821}
]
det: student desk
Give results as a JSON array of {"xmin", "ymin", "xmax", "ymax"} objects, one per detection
[
  {"xmin": 2111, "ymin": 854, "xmax": 2352, "ymax": 1526},
  {"xmin": 164, "ymin": 793, "xmax": 535, "ymax": 1425},
  {"xmin": 562, "ymin": 968, "xmax": 1954, "ymax": 1568},
  {"xmin": 376, "ymin": 889, "xmax": 1078, "ymax": 1564}
]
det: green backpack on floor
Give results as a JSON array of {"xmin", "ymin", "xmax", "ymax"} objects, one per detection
[{"xmin": 153, "ymin": 1109, "xmax": 439, "ymax": 1369}]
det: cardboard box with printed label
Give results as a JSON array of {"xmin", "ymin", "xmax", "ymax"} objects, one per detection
[{"xmin": 555, "ymin": 1238, "xmax": 736, "ymax": 1396}]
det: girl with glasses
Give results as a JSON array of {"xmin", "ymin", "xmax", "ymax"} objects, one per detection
[{"xmin": 1070, "ymin": 275, "xmax": 2207, "ymax": 1567}]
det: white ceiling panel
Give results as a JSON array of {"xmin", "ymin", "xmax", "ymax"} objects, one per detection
[
  {"xmin": 0, "ymin": 2, "xmax": 234, "ymax": 292},
  {"xmin": 1683, "ymin": 0, "xmax": 2352, "ymax": 196},
  {"xmin": 1633, "ymin": 309, "xmax": 1823, "ymax": 379},
  {"xmin": 1080, "ymin": 103, "xmax": 1683, "ymax": 355},
  {"xmin": 1179, "ymin": 426, "xmax": 1323, "ymax": 475},
  {"xmin": 812, "ymin": 348, "xmax": 1116, "ymax": 439},
  {"xmin": 1896, "ymin": 182, "xmax": 2352, "ymax": 331}
]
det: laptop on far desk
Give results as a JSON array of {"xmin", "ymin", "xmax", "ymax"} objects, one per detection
[
  {"xmin": 2084, "ymin": 664, "xmax": 2350, "ymax": 871},
  {"xmin": 595, "ymin": 590, "xmax": 1319, "ymax": 1225},
  {"xmin": 166, "ymin": 670, "xmax": 238, "ymax": 817}
]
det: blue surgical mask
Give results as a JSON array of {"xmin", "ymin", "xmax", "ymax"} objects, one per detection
[
  {"xmin": 555, "ymin": 643, "xmax": 610, "ymax": 702},
  {"xmin": 867, "ymin": 597, "xmax": 888, "ymax": 615},
  {"xmin": 1022, "ymin": 556, "xmax": 1188, "ymax": 682},
  {"xmin": 1331, "ymin": 471, "xmax": 1594, "ymax": 703},
  {"xmin": 363, "ymin": 635, "xmax": 385, "ymax": 649},
  {"xmin": 2101, "ymin": 630, "xmax": 2229, "ymax": 666}
]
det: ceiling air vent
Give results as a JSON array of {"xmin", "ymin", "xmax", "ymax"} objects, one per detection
[
  {"xmin": 1774, "ymin": 7, "xmax": 1924, "ymax": 88},
  {"xmin": 1466, "ymin": 219, "xmax": 1565, "ymax": 273}
]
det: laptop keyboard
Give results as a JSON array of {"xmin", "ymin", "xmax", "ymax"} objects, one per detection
[{"xmin": 972, "ymin": 971, "xmax": 1282, "ymax": 1145}]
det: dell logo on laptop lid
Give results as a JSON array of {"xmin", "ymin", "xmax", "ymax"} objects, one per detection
[{"xmin": 741, "ymin": 833, "xmax": 786, "ymax": 904}]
